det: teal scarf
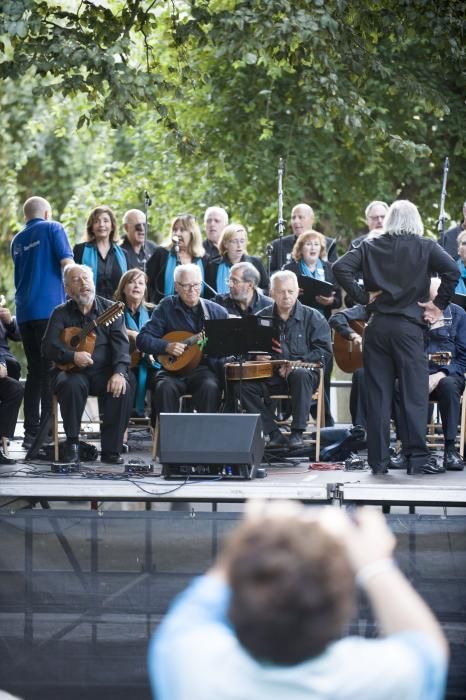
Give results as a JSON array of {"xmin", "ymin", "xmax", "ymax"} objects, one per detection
[
  {"xmin": 216, "ymin": 260, "xmax": 232, "ymax": 294},
  {"xmin": 81, "ymin": 243, "xmax": 127, "ymax": 287},
  {"xmin": 125, "ymin": 305, "xmax": 157, "ymax": 416},
  {"xmin": 299, "ymin": 257, "xmax": 325, "ymax": 280},
  {"xmin": 456, "ymin": 260, "xmax": 466, "ymax": 295}
]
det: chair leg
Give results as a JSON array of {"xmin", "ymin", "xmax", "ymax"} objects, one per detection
[
  {"xmin": 460, "ymin": 385, "xmax": 466, "ymax": 458},
  {"xmin": 152, "ymin": 422, "xmax": 159, "ymax": 461},
  {"xmin": 314, "ymin": 368, "xmax": 325, "ymax": 461},
  {"xmin": 52, "ymin": 396, "xmax": 59, "ymax": 462}
]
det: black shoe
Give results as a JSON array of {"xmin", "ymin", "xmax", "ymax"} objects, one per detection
[
  {"xmin": 0, "ymin": 448, "xmax": 16, "ymax": 465},
  {"xmin": 101, "ymin": 452, "xmax": 124, "ymax": 465},
  {"xmin": 443, "ymin": 449, "xmax": 464, "ymax": 471},
  {"xmin": 407, "ymin": 457, "xmax": 445, "ymax": 475},
  {"xmin": 371, "ymin": 465, "xmax": 389, "ymax": 475},
  {"xmin": 22, "ymin": 432, "xmax": 37, "ymax": 449},
  {"xmin": 389, "ymin": 453, "xmax": 408, "ymax": 470},
  {"xmin": 289, "ymin": 432, "xmax": 304, "ymax": 448},
  {"xmin": 267, "ymin": 431, "xmax": 289, "ymax": 448},
  {"xmin": 62, "ymin": 441, "xmax": 80, "ymax": 464}
]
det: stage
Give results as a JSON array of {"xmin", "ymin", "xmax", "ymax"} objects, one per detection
[{"xmin": 1, "ymin": 431, "xmax": 466, "ymax": 509}]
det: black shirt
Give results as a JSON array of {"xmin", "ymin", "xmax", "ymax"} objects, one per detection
[
  {"xmin": 120, "ymin": 236, "xmax": 158, "ymax": 271},
  {"xmin": 213, "ymin": 290, "xmax": 273, "ymax": 317},
  {"xmin": 41, "ymin": 296, "xmax": 130, "ymax": 377},
  {"xmin": 270, "ymin": 234, "xmax": 338, "ymax": 273},
  {"xmin": 333, "ymin": 233, "xmax": 459, "ymax": 325}
]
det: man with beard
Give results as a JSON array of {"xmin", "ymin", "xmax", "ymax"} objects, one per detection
[
  {"xmin": 42, "ymin": 264, "xmax": 132, "ymax": 465},
  {"xmin": 214, "ymin": 262, "xmax": 272, "ymax": 317}
]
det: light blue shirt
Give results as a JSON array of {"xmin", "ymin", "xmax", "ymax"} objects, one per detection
[{"xmin": 148, "ymin": 574, "xmax": 447, "ymax": 700}]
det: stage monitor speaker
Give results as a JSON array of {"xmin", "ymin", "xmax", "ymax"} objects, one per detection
[{"xmin": 159, "ymin": 413, "xmax": 265, "ymax": 480}]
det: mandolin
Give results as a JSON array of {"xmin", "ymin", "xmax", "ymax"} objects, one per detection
[
  {"xmin": 333, "ymin": 319, "xmax": 366, "ymax": 373},
  {"xmin": 157, "ymin": 330, "xmax": 205, "ymax": 374},
  {"xmin": 56, "ymin": 301, "xmax": 125, "ymax": 371},
  {"xmin": 225, "ymin": 359, "xmax": 321, "ymax": 381}
]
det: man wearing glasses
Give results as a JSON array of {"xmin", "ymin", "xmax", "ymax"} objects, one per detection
[
  {"xmin": 120, "ymin": 209, "xmax": 158, "ymax": 271},
  {"xmin": 214, "ymin": 262, "xmax": 272, "ymax": 317},
  {"xmin": 137, "ymin": 263, "xmax": 228, "ymax": 417},
  {"xmin": 348, "ymin": 200, "xmax": 389, "ymax": 250}
]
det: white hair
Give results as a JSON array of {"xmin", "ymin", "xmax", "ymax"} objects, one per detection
[
  {"xmin": 173, "ymin": 263, "xmax": 202, "ymax": 283},
  {"xmin": 270, "ymin": 269, "xmax": 299, "ymax": 290},
  {"xmin": 203, "ymin": 206, "xmax": 229, "ymax": 225},
  {"xmin": 122, "ymin": 208, "xmax": 146, "ymax": 225},
  {"xmin": 383, "ymin": 200, "xmax": 424, "ymax": 236},
  {"xmin": 63, "ymin": 263, "xmax": 94, "ymax": 286},
  {"xmin": 364, "ymin": 200, "xmax": 389, "ymax": 219}
]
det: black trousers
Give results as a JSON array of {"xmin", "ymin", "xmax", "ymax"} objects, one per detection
[
  {"xmin": 350, "ymin": 367, "xmax": 368, "ymax": 429},
  {"xmin": 153, "ymin": 366, "xmax": 222, "ymax": 418},
  {"xmin": 0, "ymin": 377, "xmax": 24, "ymax": 438},
  {"xmin": 19, "ymin": 319, "xmax": 52, "ymax": 435},
  {"xmin": 429, "ymin": 374, "xmax": 465, "ymax": 442},
  {"xmin": 364, "ymin": 315, "xmax": 429, "ymax": 470},
  {"xmin": 233, "ymin": 367, "xmax": 319, "ymax": 435},
  {"xmin": 52, "ymin": 371, "xmax": 132, "ymax": 454}
]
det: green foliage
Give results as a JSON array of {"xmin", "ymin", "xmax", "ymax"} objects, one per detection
[{"xmin": 0, "ymin": 0, "xmax": 465, "ymax": 271}]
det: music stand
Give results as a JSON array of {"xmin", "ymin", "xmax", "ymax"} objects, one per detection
[
  {"xmin": 204, "ymin": 316, "xmax": 276, "ymax": 357},
  {"xmin": 204, "ymin": 317, "xmax": 277, "ymax": 412}
]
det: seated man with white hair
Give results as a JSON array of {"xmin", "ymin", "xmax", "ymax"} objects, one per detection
[
  {"xmin": 137, "ymin": 263, "xmax": 228, "ymax": 419},
  {"xmin": 230, "ymin": 270, "xmax": 332, "ymax": 449},
  {"xmin": 42, "ymin": 264, "xmax": 132, "ymax": 465}
]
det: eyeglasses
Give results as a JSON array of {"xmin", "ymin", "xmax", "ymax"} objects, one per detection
[
  {"xmin": 229, "ymin": 277, "xmax": 247, "ymax": 286},
  {"xmin": 177, "ymin": 282, "xmax": 202, "ymax": 291},
  {"xmin": 133, "ymin": 224, "xmax": 145, "ymax": 231},
  {"xmin": 228, "ymin": 239, "xmax": 247, "ymax": 245}
]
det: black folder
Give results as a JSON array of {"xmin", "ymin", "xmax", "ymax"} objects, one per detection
[
  {"xmin": 297, "ymin": 275, "xmax": 335, "ymax": 305},
  {"xmin": 452, "ymin": 293, "xmax": 466, "ymax": 309}
]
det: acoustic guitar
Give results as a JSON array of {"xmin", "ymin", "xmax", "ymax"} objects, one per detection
[
  {"xmin": 225, "ymin": 359, "xmax": 321, "ymax": 381},
  {"xmin": 333, "ymin": 319, "xmax": 366, "ymax": 373},
  {"xmin": 157, "ymin": 330, "xmax": 205, "ymax": 374},
  {"xmin": 56, "ymin": 301, "xmax": 125, "ymax": 371}
]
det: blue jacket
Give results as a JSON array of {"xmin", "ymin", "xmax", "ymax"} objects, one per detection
[{"xmin": 427, "ymin": 303, "xmax": 466, "ymax": 378}]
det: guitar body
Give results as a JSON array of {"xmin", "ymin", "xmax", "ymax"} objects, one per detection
[
  {"xmin": 225, "ymin": 360, "xmax": 320, "ymax": 380},
  {"xmin": 333, "ymin": 320, "xmax": 365, "ymax": 373},
  {"xmin": 54, "ymin": 301, "xmax": 124, "ymax": 372},
  {"xmin": 56, "ymin": 329, "xmax": 97, "ymax": 371},
  {"xmin": 157, "ymin": 331, "xmax": 203, "ymax": 374},
  {"xmin": 226, "ymin": 361, "xmax": 274, "ymax": 381}
]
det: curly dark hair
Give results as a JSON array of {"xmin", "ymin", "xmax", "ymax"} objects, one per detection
[{"xmin": 224, "ymin": 516, "xmax": 355, "ymax": 665}]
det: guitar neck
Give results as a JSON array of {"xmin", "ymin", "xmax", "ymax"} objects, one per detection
[{"xmin": 270, "ymin": 359, "xmax": 321, "ymax": 370}]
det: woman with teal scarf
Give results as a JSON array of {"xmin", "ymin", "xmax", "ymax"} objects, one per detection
[
  {"xmin": 455, "ymin": 230, "xmax": 466, "ymax": 295},
  {"xmin": 146, "ymin": 213, "xmax": 205, "ymax": 303},
  {"xmin": 114, "ymin": 269, "xmax": 157, "ymax": 420},
  {"xmin": 73, "ymin": 205, "xmax": 128, "ymax": 299},
  {"xmin": 205, "ymin": 222, "xmax": 269, "ymax": 296},
  {"xmin": 283, "ymin": 230, "xmax": 341, "ymax": 319}
]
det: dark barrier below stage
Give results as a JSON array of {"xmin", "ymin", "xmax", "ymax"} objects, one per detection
[{"xmin": 0, "ymin": 510, "xmax": 464, "ymax": 699}]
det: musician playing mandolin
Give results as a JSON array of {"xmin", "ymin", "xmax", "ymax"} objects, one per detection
[
  {"xmin": 136, "ymin": 263, "xmax": 228, "ymax": 420},
  {"xmin": 42, "ymin": 264, "xmax": 132, "ymax": 465},
  {"xmin": 231, "ymin": 270, "xmax": 332, "ymax": 449}
]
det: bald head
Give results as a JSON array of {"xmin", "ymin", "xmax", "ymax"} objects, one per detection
[
  {"xmin": 23, "ymin": 197, "xmax": 52, "ymax": 222},
  {"xmin": 291, "ymin": 204, "xmax": 314, "ymax": 237},
  {"xmin": 123, "ymin": 208, "xmax": 147, "ymax": 247}
]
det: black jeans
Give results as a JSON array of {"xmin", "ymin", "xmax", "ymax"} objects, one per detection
[{"xmin": 19, "ymin": 319, "xmax": 53, "ymax": 435}]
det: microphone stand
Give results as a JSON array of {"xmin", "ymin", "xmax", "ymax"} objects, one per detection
[
  {"xmin": 438, "ymin": 157, "xmax": 449, "ymax": 250},
  {"xmin": 267, "ymin": 158, "xmax": 287, "ymax": 274},
  {"xmin": 143, "ymin": 190, "xmax": 152, "ymax": 272}
]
